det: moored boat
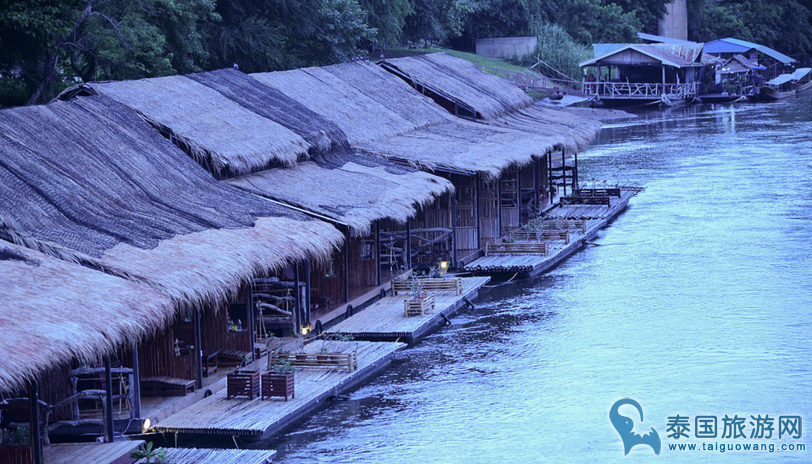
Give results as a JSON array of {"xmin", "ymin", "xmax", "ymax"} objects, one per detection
[{"xmin": 761, "ymin": 74, "xmax": 797, "ymax": 100}]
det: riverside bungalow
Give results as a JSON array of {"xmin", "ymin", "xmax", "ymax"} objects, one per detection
[
  {"xmin": 69, "ymin": 69, "xmax": 454, "ymax": 332},
  {"xmin": 0, "ymin": 243, "xmax": 175, "ymax": 463},
  {"xmin": 704, "ymin": 37, "xmax": 796, "ymax": 80},
  {"xmin": 251, "ymin": 62, "xmax": 572, "ymax": 263},
  {"xmin": 579, "ymin": 42, "xmax": 708, "ymax": 106},
  {"xmin": 377, "ymin": 52, "xmax": 603, "ymax": 217},
  {"xmin": 0, "ymin": 96, "xmax": 341, "ymax": 448}
]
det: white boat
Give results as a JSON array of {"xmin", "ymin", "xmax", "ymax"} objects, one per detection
[{"xmin": 761, "ymin": 74, "xmax": 797, "ymax": 100}]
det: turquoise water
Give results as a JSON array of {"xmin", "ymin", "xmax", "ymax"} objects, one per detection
[{"xmin": 260, "ymin": 95, "xmax": 812, "ymax": 463}]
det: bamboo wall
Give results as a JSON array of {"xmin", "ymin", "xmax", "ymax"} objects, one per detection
[{"xmin": 451, "ymin": 174, "xmax": 478, "ymax": 252}]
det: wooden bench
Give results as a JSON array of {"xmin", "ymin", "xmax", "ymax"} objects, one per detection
[
  {"xmin": 575, "ymin": 187, "xmax": 621, "ymax": 197},
  {"xmin": 511, "ymin": 230, "xmax": 570, "ymax": 244},
  {"xmin": 217, "ymin": 349, "xmax": 251, "ymax": 367},
  {"xmin": 561, "ymin": 196, "xmax": 611, "ymax": 206},
  {"xmin": 391, "ymin": 278, "xmax": 463, "ymax": 296},
  {"xmin": 269, "ymin": 352, "xmax": 357, "ymax": 372},
  {"xmin": 485, "ymin": 242, "xmax": 549, "ymax": 256},
  {"xmin": 141, "ymin": 377, "xmax": 196, "ymax": 397},
  {"xmin": 538, "ymin": 219, "xmax": 587, "ymax": 233},
  {"xmin": 226, "ymin": 370, "xmax": 260, "ymax": 400}
]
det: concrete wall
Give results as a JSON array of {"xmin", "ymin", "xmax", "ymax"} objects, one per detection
[
  {"xmin": 658, "ymin": 0, "xmax": 688, "ymax": 41},
  {"xmin": 476, "ymin": 37, "xmax": 538, "ymax": 60}
]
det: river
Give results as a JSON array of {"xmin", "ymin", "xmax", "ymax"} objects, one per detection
[{"xmin": 258, "ymin": 95, "xmax": 812, "ymax": 463}]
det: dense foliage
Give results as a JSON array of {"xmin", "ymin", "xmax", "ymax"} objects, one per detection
[{"xmin": 1, "ymin": 0, "xmax": 808, "ymax": 106}]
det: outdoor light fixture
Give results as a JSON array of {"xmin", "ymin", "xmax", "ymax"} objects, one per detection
[
  {"xmin": 439, "ymin": 261, "xmax": 449, "ymax": 276},
  {"xmin": 301, "ymin": 325, "xmax": 311, "ymax": 336},
  {"xmin": 141, "ymin": 417, "xmax": 151, "ymax": 434}
]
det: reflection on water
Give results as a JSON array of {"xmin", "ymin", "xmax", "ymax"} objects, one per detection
[{"xmin": 260, "ymin": 95, "xmax": 812, "ymax": 463}]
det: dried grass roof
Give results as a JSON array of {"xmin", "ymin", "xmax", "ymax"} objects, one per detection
[
  {"xmin": 0, "ymin": 243, "xmax": 174, "ymax": 392},
  {"xmin": 229, "ymin": 153, "xmax": 453, "ymax": 235},
  {"xmin": 381, "ymin": 53, "xmax": 602, "ymax": 151},
  {"xmin": 77, "ymin": 72, "xmax": 312, "ymax": 178},
  {"xmin": 251, "ymin": 63, "xmax": 565, "ymax": 178},
  {"xmin": 71, "ymin": 69, "xmax": 452, "ymax": 230},
  {"xmin": 0, "ymin": 96, "xmax": 342, "ymax": 309}
]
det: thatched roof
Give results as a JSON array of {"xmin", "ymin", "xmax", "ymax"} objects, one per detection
[
  {"xmin": 0, "ymin": 96, "xmax": 342, "ymax": 309},
  {"xmin": 69, "ymin": 69, "xmax": 453, "ymax": 231},
  {"xmin": 229, "ymin": 153, "xmax": 453, "ymax": 235},
  {"xmin": 0, "ymin": 243, "xmax": 174, "ymax": 392},
  {"xmin": 380, "ymin": 53, "xmax": 602, "ymax": 151},
  {"xmin": 71, "ymin": 71, "xmax": 312, "ymax": 178},
  {"xmin": 251, "ymin": 63, "xmax": 565, "ymax": 178}
]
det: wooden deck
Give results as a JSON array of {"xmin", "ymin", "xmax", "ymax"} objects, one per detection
[
  {"xmin": 465, "ymin": 187, "xmax": 640, "ymax": 277},
  {"xmin": 44, "ymin": 440, "xmax": 145, "ymax": 464},
  {"xmin": 326, "ymin": 276, "xmax": 491, "ymax": 343},
  {"xmin": 151, "ymin": 340, "xmax": 404, "ymax": 437},
  {"xmin": 136, "ymin": 447, "xmax": 276, "ymax": 464}
]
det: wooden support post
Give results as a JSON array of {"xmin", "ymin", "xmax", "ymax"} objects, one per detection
[
  {"xmin": 573, "ymin": 151, "xmax": 578, "ymax": 191},
  {"xmin": 304, "ymin": 258, "xmax": 311, "ymax": 327},
  {"xmin": 342, "ymin": 228, "xmax": 350, "ymax": 303},
  {"xmin": 375, "ymin": 221, "xmax": 381, "ymax": 286},
  {"xmin": 475, "ymin": 173, "xmax": 482, "ymax": 248},
  {"xmin": 406, "ymin": 222, "xmax": 412, "ymax": 269},
  {"xmin": 516, "ymin": 167, "xmax": 522, "ymax": 225},
  {"xmin": 561, "ymin": 151, "xmax": 567, "ymax": 197},
  {"xmin": 29, "ymin": 380, "xmax": 42, "ymax": 464},
  {"xmin": 497, "ymin": 175, "xmax": 503, "ymax": 236},
  {"xmin": 193, "ymin": 309, "xmax": 203, "ymax": 390},
  {"xmin": 294, "ymin": 262, "xmax": 303, "ymax": 329},
  {"xmin": 451, "ymin": 190, "xmax": 458, "ymax": 267},
  {"xmin": 533, "ymin": 158, "xmax": 540, "ymax": 209},
  {"xmin": 247, "ymin": 284, "xmax": 255, "ymax": 363},
  {"xmin": 104, "ymin": 355, "xmax": 115, "ymax": 442},
  {"xmin": 131, "ymin": 343, "xmax": 141, "ymax": 419}
]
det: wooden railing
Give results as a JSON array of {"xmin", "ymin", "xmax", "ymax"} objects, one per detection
[{"xmin": 582, "ymin": 82, "xmax": 699, "ymax": 100}]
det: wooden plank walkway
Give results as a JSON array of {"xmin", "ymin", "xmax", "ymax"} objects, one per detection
[
  {"xmin": 465, "ymin": 188, "xmax": 640, "ymax": 277},
  {"xmin": 45, "ymin": 440, "xmax": 145, "ymax": 464},
  {"xmin": 326, "ymin": 276, "xmax": 491, "ymax": 343},
  {"xmin": 152, "ymin": 340, "xmax": 404, "ymax": 437},
  {"xmin": 136, "ymin": 447, "xmax": 276, "ymax": 464}
]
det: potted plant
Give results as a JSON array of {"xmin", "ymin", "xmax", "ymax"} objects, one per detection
[
  {"xmin": 262, "ymin": 358, "xmax": 295, "ymax": 401},
  {"xmin": 129, "ymin": 442, "xmax": 169, "ymax": 464},
  {"xmin": 0, "ymin": 425, "xmax": 33, "ymax": 464},
  {"xmin": 404, "ymin": 271, "xmax": 435, "ymax": 316}
]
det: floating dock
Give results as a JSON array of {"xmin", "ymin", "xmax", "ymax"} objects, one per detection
[
  {"xmin": 44, "ymin": 440, "xmax": 145, "ymax": 464},
  {"xmin": 151, "ymin": 340, "xmax": 404, "ymax": 438},
  {"xmin": 326, "ymin": 276, "xmax": 491, "ymax": 343},
  {"xmin": 140, "ymin": 447, "xmax": 276, "ymax": 464},
  {"xmin": 464, "ymin": 187, "xmax": 641, "ymax": 278}
]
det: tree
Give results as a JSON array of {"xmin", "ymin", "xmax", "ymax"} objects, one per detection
[
  {"xmin": 359, "ymin": 0, "xmax": 412, "ymax": 46},
  {"xmin": 0, "ymin": 0, "xmax": 216, "ymax": 105}
]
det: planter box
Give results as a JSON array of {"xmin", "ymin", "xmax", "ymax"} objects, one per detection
[
  {"xmin": 269, "ymin": 352, "xmax": 357, "ymax": 372},
  {"xmin": 0, "ymin": 445, "xmax": 33, "ymax": 464},
  {"xmin": 392, "ymin": 278, "xmax": 463, "ymax": 295},
  {"xmin": 227, "ymin": 369, "xmax": 260, "ymax": 400},
  {"xmin": 403, "ymin": 293, "xmax": 435, "ymax": 317},
  {"xmin": 261, "ymin": 372, "xmax": 295, "ymax": 401}
]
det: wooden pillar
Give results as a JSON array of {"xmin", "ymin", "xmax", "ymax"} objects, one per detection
[
  {"xmin": 304, "ymin": 259, "xmax": 311, "ymax": 327},
  {"xmin": 131, "ymin": 343, "xmax": 141, "ymax": 419},
  {"xmin": 662, "ymin": 66, "xmax": 666, "ymax": 88},
  {"xmin": 405, "ymin": 221, "xmax": 412, "ymax": 269},
  {"xmin": 294, "ymin": 263, "xmax": 302, "ymax": 330},
  {"xmin": 474, "ymin": 173, "xmax": 481, "ymax": 248},
  {"xmin": 450, "ymin": 190, "xmax": 458, "ymax": 267},
  {"xmin": 342, "ymin": 229, "xmax": 350, "ymax": 303},
  {"xmin": 533, "ymin": 158, "xmax": 540, "ymax": 209},
  {"xmin": 104, "ymin": 355, "xmax": 115, "ymax": 442},
  {"xmin": 497, "ymin": 176, "xmax": 503, "ymax": 236},
  {"xmin": 375, "ymin": 221, "xmax": 381, "ymax": 286},
  {"xmin": 516, "ymin": 166, "xmax": 522, "ymax": 225},
  {"xmin": 573, "ymin": 152, "xmax": 578, "ymax": 191},
  {"xmin": 29, "ymin": 380, "xmax": 42, "ymax": 464},
  {"xmin": 247, "ymin": 285, "xmax": 255, "ymax": 363},
  {"xmin": 193, "ymin": 309, "xmax": 203, "ymax": 389}
]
